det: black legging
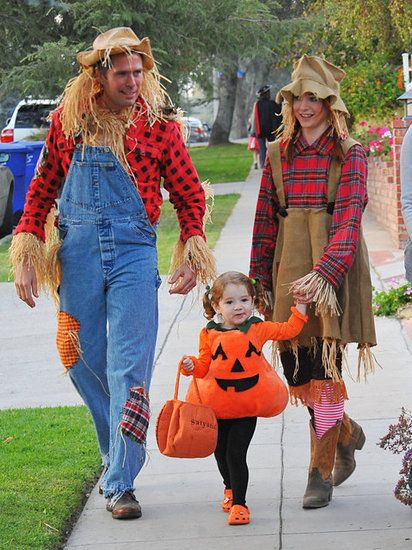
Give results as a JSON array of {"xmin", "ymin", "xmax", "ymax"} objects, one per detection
[{"xmin": 214, "ymin": 417, "xmax": 257, "ymax": 506}]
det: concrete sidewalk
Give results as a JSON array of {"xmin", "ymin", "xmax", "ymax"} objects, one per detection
[{"xmin": 2, "ymin": 168, "xmax": 412, "ymax": 549}]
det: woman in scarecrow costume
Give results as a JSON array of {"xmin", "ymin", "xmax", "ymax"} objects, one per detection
[
  {"xmin": 10, "ymin": 27, "xmax": 215, "ymax": 519},
  {"xmin": 250, "ymin": 54, "xmax": 376, "ymax": 509}
]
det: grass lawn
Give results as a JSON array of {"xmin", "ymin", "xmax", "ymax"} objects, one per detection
[
  {"xmin": 0, "ymin": 406, "xmax": 101, "ymax": 550},
  {"xmin": 0, "ymin": 239, "xmax": 11, "ymax": 282},
  {"xmin": 0, "ymin": 194, "xmax": 240, "ymax": 281},
  {"xmin": 189, "ymin": 143, "xmax": 253, "ymax": 184}
]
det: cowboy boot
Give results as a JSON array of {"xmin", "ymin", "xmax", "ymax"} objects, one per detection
[
  {"xmin": 302, "ymin": 421, "xmax": 341, "ymax": 509},
  {"xmin": 332, "ymin": 413, "xmax": 365, "ymax": 486}
]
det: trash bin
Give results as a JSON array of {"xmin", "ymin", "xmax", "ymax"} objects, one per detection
[
  {"xmin": 0, "ymin": 142, "xmax": 32, "ymax": 217},
  {"xmin": 0, "ymin": 140, "xmax": 44, "ymax": 225},
  {"xmin": 23, "ymin": 140, "xmax": 44, "ymax": 191}
]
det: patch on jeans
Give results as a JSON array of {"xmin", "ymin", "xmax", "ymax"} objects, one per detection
[
  {"xmin": 120, "ymin": 387, "xmax": 150, "ymax": 444},
  {"xmin": 56, "ymin": 311, "xmax": 81, "ymax": 370}
]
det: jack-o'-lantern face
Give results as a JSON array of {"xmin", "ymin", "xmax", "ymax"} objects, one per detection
[
  {"xmin": 186, "ymin": 326, "xmax": 289, "ymax": 419},
  {"xmin": 213, "ymin": 339, "xmax": 261, "ymax": 392}
]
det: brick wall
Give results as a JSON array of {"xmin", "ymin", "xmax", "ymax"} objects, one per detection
[{"xmin": 366, "ymin": 117, "xmax": 412, "ymax": 249}]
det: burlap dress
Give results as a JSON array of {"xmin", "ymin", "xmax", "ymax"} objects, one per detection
[{"xmin": 267, "ymin": 139, "xmax": 376, "ymax": 405}]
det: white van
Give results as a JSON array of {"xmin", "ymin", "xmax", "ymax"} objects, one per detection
[{"xmin": 1, "ymin": 99, "xmax": 56, "ymax": 143}]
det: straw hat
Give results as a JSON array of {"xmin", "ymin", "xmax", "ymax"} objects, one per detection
[
  {"xmin": 277, "ymin": 55, "xmax": 348, "ymax": 114},
  {"xmin": 76, "ymin": 27, "xmax": 154, "ymax": 70}
]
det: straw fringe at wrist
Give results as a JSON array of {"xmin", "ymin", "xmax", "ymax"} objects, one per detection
[
  {"xmin": 9, "ymin": 208, "xmax": 62, "ymax": 307},
  {"xmin": 290, "ymin": 271, "xmax": 341, "ymax": 317},
  {"xmin": 169, "ymin": 179, "xmax": 216, "ymax": 286},
  {"xmin": 9, "ymin": 232, "xmax": 48, "ymax": 291},
  {"xmin": 169, "ymin": 235, "xmax": 216, "ymax": 286}
]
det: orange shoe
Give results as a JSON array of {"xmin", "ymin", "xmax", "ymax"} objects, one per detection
[
  {"xmin": 221, "ymin": 488, "xmax": 233, "ymax": 512},
  {"xmin": 227, "ymin": 504, "xmax": 250, "ymax": 525}
]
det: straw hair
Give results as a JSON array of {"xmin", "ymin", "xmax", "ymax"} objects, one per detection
[{"xmin": 59, "ymin": 54, "xmax": 174, "ymax": 173}]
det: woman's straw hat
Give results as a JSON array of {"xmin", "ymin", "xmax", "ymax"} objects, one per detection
[
  {"xmin": 277, "ymin": 54, "xmax": 348, "ymax": 114},
  {"xmin": 76, "ymin": 27, "xmax": 154, "ymax": 70}
]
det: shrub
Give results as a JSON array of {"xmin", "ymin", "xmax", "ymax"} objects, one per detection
[
  {"xmin": 352, "ymin": 122, "xmax": 393, "ymax": 161},
  {"xmin": 341, "ymin": 55, "xmax": 399, "ymax": 122},
  {"xmin": 373, "ymin": 283, "xmax": 412, "ymax": 316},
  {"xmin": 379, "ymin": 408, "xmax": 412, "ymax": 507}
]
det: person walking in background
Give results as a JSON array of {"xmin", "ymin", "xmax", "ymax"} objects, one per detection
[
  {"xmin": 250, "ymin": 55, "xmax": 376, "ymax": 509},
  {"xmin": 401, "ymin": 124, "xmax": 412, "ymax": 282},
  {"xmin": 180, "ymin": 271, "xmax": 307, "ymax": 525},
  {"xmin": 247, "ymin": 120, "xmax": 260, "ymax": 169},
  {"xmin": 252, "ymin": 85, "xmax": 282, "ymax": 168},
  {"xmin": 10, "ymin": 27, "xmax": 215, "ymax": 520}
]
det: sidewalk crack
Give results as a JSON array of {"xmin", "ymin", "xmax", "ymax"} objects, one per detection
[
  {"xmin": 153, "ymin": 294, "xmax": 187, "ymax": 368},
  {"xmin": 277, "ymin": 412, "xmax": 285, "ymax": 550}
]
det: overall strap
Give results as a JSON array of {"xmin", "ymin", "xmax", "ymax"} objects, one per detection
[
  {"xmin": 327, "ymin": 137, "xmax": 360, "ymax": 214},
  {"xmin": 267, "ymin": 139, "xmax": 288, "ymax": 217}
]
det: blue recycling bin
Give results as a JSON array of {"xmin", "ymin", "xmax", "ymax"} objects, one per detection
[
  {"xmin": 0, "ymin": 140, "xmax": 44, "ymax": 219},
  {"xmin": 24, "ymin": 140, "xmax": 44, "ymax": 191}
]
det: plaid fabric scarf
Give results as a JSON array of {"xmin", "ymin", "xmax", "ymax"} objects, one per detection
[{"xmin": 120, "ymin": 386, "xmax": 150, "ymax": 444}]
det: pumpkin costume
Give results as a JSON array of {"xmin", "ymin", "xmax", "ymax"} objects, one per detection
[
  {"xmin": 250, "ymin": 55, "xmax": 376, "ymax": 509},
  {"xmin": 183, "ymin": 307, "xmax": 307, "ymax": 419},
  {"xmin": 181, "ymin": 304, "xmax": 307, "ymax": 517}
]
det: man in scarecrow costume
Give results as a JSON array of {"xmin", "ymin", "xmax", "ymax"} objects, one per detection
[
  {"xmin": 250, "ymin": 55, "xmax": 376, "ymax": 509},
  {"xmin": 11, "ymin": 27, "xmax": 215, "ymax": 519}
]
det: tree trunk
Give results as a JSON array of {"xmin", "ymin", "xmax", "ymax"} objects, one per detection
[
  {"xmin": 231, "ymin": 60, "xmax": 290, "ymax": 140},
  {"xmin": 209, "ymin": 69, "xmax": 238, "ymax": 145},
  {"xmin": 231, "ymin": 71, "xmax": 249, "ymax": 139},
  {"xmin": 232, "ymin": 60, "xmax": 273, "ymax": 139}
]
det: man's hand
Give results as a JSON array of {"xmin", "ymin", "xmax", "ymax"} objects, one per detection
[
  {"xmin": 15, "ymin": 263, "xmax": 38, "ymax": 308},
  {"xmin": 168, "ymin": 264, "xmax": 196, "ymax": 295}
]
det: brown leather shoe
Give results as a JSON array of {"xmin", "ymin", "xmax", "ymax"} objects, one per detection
[{"xmin": 106, "ymin": 491, "xmax": 142, "ymax": 520}]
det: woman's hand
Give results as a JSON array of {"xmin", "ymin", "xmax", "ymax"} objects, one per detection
[
  {"xmin": 181, "ymin": 356, "xmax": 194, "ymax": 373},
  {"xmin": 290, "ymin": 275, "xmax": 316, "ymax": 304}
]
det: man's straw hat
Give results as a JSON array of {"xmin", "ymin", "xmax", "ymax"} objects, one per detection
[
  {"xmin": 277, "ymin": 55, "xmax": 348, "ymax": 114},
  {"xmin": 76, "ymin": 27, "xmax": 154, "ymax": 70}
]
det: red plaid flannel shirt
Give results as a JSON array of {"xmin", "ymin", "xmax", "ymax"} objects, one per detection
[
  {"xmin": 250, "ymin": 131, "xmax": 368, "ymax": 291},
  {"xmin": 15, "ymin": 98, "xmax": 205, "ymax": 243}
]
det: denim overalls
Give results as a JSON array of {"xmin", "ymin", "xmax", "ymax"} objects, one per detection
[{"xmin": 57, "ymin": 145, "xmax": 160, "ymax": 499}]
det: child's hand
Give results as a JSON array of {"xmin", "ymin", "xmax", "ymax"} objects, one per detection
[
  {"xmin": 295, "ymin": 302, "xmax": 307, "ymax": 315},
  {"xmin": 181, "ymin": 356, "xmax": 194, "ymax": 373}
]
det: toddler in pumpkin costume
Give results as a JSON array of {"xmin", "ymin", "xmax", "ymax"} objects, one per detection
[{"xmin": 180, "ymin": 271, "xmax": 307, "ymax": 525}]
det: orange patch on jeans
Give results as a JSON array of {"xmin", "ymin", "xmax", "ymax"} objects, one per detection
[{"xmin": 56, "ymin": 311, "xmax": 81, "ymax": 369}]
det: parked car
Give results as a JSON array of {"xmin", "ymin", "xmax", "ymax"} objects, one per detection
[
  {"xmin": 182, "ymin": 117, "xmax": 208, "ymax": 143},
  {"xmin": 1, "ymin": 98, "xmax": 56, "ymax": 143},
  {"xmin": 0, "ymin": 166, "xmax": 13, "ymax": 237}
]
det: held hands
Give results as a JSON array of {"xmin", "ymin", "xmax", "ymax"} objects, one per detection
[
  {"xmin": 181, "ymin": 356, "xmax": 194, "ymax": 373},
  {"xmin": 15, "ymin": 263, "xmax": 38, "ymax": 308},
  {"xmin": 290, "ymin": 275, "xmax": 316, "ymax": 304}
]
